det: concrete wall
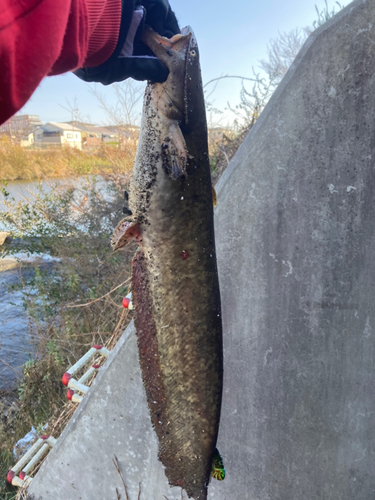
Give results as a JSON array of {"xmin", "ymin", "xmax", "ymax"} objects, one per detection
[
  {"xmin": 28, "ymin": 0, "xmax": 375, "ymax": 498},
  {"xmin": 213, "ymin": 1, "xmax": 375, "ymax": 497}
]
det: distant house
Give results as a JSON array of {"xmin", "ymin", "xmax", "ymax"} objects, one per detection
[
  {"xmin": 109, "ymin": 124, "xmax": 140, "ymax": 143},
  {"xmin": 20, "ymin": 130, "xmax": 36, "ymax": 148},
  {"xmin": 64, "ymin": 121, "xmax": 140, "ymax": 148},
  {"xmin": 33, "ymin": 123, "xmax": 82, "ymax": 149},
  {"xmin": 61, "ymin": 121, "xmax": 114, "ymax": 149},
  {"xmin": 0, "ymin": 114, "xmax": 42, "ymax": 143},
  {"xmin": 64, "ymin": 121, "xmax": 121, "ymax": 148}
]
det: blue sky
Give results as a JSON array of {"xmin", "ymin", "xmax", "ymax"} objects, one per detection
[{"xmin": 21, "ymin": 0, "xmax": 347, "ymax": 126}]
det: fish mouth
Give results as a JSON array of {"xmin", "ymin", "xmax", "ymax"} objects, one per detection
[
  {"xmin": 142, "ymin": 26, "xmax": 197, "ymax": 122},
  {"xmin": 141, "ymin": 25, "xmax": 192, "ymax": 70}
]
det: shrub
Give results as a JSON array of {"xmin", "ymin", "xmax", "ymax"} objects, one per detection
[{"xmin": 0, "ymin": 172, "xmax": 136, "ymax": 498}]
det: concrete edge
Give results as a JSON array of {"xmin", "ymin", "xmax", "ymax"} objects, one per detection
[
  {"xmin": 215, "ymin": 0, "xmax": 363, "ymax": 196},
  {"xmin": 39, "ymin": 321, "xmax": 135, "ymax": 458}
]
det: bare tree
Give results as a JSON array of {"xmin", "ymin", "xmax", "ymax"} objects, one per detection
[
  {"xmin": 259, "ymin": 1, "xmax": 346, "ymax": 84},
  {"xmin": 89, "ymin": 80, "xmax": 145, "ymax": 156},
  {"xmin": 202, "ymin": 0, "xmax": 347, "ymax": 184},
  {"xmin": 226, "ymin": 71, "xmax": 278, "ymax": 130},
  {"xmin": 259, "ymin": 28, "xmax": 311, "ymax": 84},
  {"xmin": 90, "ymin": 80, "xmax": 144, "ymax": 130}
]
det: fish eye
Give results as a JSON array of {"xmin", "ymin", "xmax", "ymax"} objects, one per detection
[{"xmin": 190, "ymin": 49, "xmax": 197, "ymax": 57}]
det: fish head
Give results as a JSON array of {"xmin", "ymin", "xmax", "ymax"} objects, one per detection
[
  {"xmin": 111, "ymin": 218, "xmax": 141, "ymax": 251},
  {"xmin": 178, "ymin": 26, "xmax": 207, "ymax": 133},
  {"xmin": 142, "ymin": 26, "xmax": 202, "ymax": 125}
]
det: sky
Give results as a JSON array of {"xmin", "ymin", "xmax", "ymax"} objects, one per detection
[{"xmin": 20, "ymin": 0, "xmax": 347, "ymax": 127}]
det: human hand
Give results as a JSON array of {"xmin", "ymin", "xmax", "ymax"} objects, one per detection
[
  {"xmin": 140, "ymin": 0, "xmax": 179, "ymax": 38},
  {"xmin": 74, "ymin": 0, "xmax": 179, "ymax": 85}
]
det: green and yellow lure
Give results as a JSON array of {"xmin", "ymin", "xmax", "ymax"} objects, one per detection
[{"xmin": 211, "ymin": 448, "xmax": 225, "ymax": 481}]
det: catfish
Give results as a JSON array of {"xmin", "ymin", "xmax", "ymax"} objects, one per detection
[{"xmin": 112, "ymin": 26, "xmax": 223, "ymax": 500}]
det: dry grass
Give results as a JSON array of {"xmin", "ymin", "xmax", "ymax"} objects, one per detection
[
  {"xmin": 0, "ymin": 143, "xmax": 137, "ymax": 181},
  {"xmin": 208, "ymin": 126, "xmax": 250, "ymax": 184}
]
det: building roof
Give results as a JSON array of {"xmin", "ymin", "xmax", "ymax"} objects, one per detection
[
  {"xmin": 0, "ymin": 114, "xmax": 42, "ymax": 133},
  {"xmin": 63, "ymin": 121, "xmax": 97, "ymax": 132},
  {"xmin": 63, "ymin": 122, "xmax": 116, "ymax": 135},
  {"xmin": 44, "ymin": 122, "xmax": 82, "ymax": 132}
]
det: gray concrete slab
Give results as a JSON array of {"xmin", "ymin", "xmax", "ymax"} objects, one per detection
[
  {"xmin": 29, "ymin": 0, "xmax": 375, "ymax": 498},
  {"xmin": 28, "ymin": 323, "xmax": 185, "ymax": 500}
]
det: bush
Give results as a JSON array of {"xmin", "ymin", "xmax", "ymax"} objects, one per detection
[{"xmin": 0, "ymin": 172, "xmax": 136, "ymax": 498}]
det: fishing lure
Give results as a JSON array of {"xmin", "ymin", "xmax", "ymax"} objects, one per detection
[{"xmin": 211, "ymin": 448, "xmax": 225, "ymax": 481}]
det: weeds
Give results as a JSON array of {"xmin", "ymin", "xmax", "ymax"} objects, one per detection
[
  {"xmin": 0, "ymin": 143, "xmax": 137, "ymax": 181},
  {"xmin": 0, "ymin": 171, "xmax": 135, "ymax": 499},
  {"xmin": 206, "ymin": 0, "xmax": 348, "ymax": 181},
  {"xmin": 313, "ymin": 1, "xmax": 345, "ymax": 29}
]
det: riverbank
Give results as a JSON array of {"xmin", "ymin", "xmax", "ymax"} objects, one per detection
[
  {"xmin": 0, "ymin": 258, "xmax": 19, "ymax": 272},
  {"xmin": 0, "ymin": 143, "xmax": 135, "ymax": 181},
  {"xmin": 0, "ymin": 172, "xmax": 134, "ymax": 496}
]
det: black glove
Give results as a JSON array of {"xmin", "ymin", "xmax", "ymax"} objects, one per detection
[
  {"xmin": 139, "ymin": 0, "xmax": 179, "ymax": 38},
  {"xmin": 74, "ymin": 0, "xmax": 179, "ymax": 85}
]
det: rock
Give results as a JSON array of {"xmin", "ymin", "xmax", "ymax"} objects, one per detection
[
  {"xmin": 13, "ymin": 427, "xmax": 38, "ymax": 460},
  {"xmin": 0, "ymin": 232, "xmax": 11, "ymax": 246}
]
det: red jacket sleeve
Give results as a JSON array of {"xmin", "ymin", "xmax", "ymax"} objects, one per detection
[{"xmin": 0, "ymin": 0, "xmax": 121, "ymax": 125}]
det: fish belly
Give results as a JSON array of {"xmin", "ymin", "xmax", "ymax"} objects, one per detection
[{"xmin": 130, "ymin": 89, "xmax": 222, "ymax": 500}]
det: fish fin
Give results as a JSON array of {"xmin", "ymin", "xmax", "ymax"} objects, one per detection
[
  {"xmin": 211, "ymin": 448, "xmax": 225, "ymax": 481},
  {"xmin": 162, "ymin": 123, "xmax": 187, "ymax": 180},
  {"xmin": 111, "ymin": 218, "xmax": 140, "ymax": 251},
  {"xmin": 132, "ymin": 251, "xmax": 174, "ymax": 468},
  {"xmin": 212, "ymin": 185, "xmax": 217, "ymax": 207}
]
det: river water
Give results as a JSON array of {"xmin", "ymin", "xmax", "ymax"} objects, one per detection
[
  {"xmin": 1, "ymin": 178, "xmax": 69, "ymax": 205},
  {"xmin": 0, "ymin": 179, "xmax": 66, "ymax": 389},
  {"xmin": 0, "ymin": 260, "xmax": 32, "ymax": 389}
]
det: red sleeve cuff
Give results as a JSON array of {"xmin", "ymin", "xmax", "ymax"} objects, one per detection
[
  {"xmin": 84, "ymin": 0, "xmax": 121, "ymax": 67},
  {"xmin": 49, "ymin": 0, "xmax": 121, "ymax": 75},
  {"xmin": 0, "ymin": 0, "xmax": 122, "ymax": 125}
]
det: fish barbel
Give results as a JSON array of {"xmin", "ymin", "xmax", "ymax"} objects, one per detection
[{"xmin": 112, "ymin": 26, "xmax": 223, "ymax": 500}]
